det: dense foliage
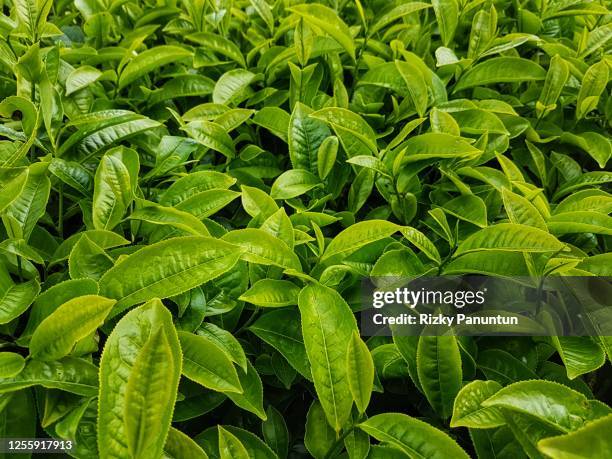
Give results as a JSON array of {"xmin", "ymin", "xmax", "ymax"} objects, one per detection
[{"xmin": 0, "ymin": 0, "xmax": 611, "ymax": 457}]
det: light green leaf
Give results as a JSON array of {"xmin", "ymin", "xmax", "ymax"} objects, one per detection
[
  {"xmin": 450, "ymin": 380, "xmax": 504, "ymax": 428},
  {"xmin": 98, "ymin": 299, "xmax": 181, "ymax": 459},
  {"xmin": 288, "ymin": 4, "xmax": 355, "ymax": 60},
  {"xmin": 163, "ymin": 427, "xmax": 209, "ymax": 459},
  {"xmin": 454, "ymin": 223, "xmax": 565, "ymax": 256},
  {"xmin": 249, "ymin": 309, "xmax": 311, "ymax": 380},
  {"xmin": 270, "ymin": 169, "xmax": 320, "ymax": 200},
  {"xmin": 239, "ymin": 279, "xmax": 300, "ymax": 307},
  {"xmin": 359, "ymin": 413, "xmax": 471, "ymax": 459},
  {"xmin": 317, "ymin": 136, "xmax": 339, "ymax": 180},
  {"xmin": 0, "ymin": 278, "xmax": 39, "ymax": 324},
  {"xmin": 225, "ymin": 360, "xmax": 266, "ymax": 420},
  {"xmin": 29, "ymin": 295, "xmax": 114, "ymax": 361},
  {"xmin": 196, "ymin": 323, "xmax": 247, "ymax": 371},
  {"xmin": 321, "ymin": 220, "xmax": 401, "ymax": 262},
  {"xmin": 538, "ymin": 414, "xmax": 612, "ymax": 459},
  {"xmin": 119, "ymin": 46, "xmax": 192, "ymax": 89},
  {"xmin": 549, "ymin": 336, "xmax": 606, "ymax": 380},
  {"xmin": 310, "ymin": 107, "xmax": 377, "ymax": 157},
  {"xmin": 99, "ymin": 236, "xmax": 244, "ymax": 316},
  {"xmin": 288, "ymin": 102, "xmax": 330, "ymax": 173},
  {"xmin": 92, "ymin": 147, "xmax": 139, "ymax": 230},
  {"xmin": 417, "ymin": 335, "xmax": 462, "ymax": 420},
  {"xmin": 219, "ymin": 426, "xmax": 249, "ymax": 459},
  {"xmin": 482, "ymin": 380, "xmax": 593, "ymax": 432},
  {"xmin": 129, "ymin": 202, "xmax": 210, "ymax": 237},
  {"xmin": 432, "ymin": 0, "xmax": 459, "ymax": 46},
  {"xmin": 502, "ymin": 188, "xmax": 547, "ymax": 230},
  {"xmin": 0, "ymin": 353, "xmax": 25, "ymax": 378},
  {"xmin": 298, "ymin": 283, "xmax": 357, "ymax": 431},
  {"xmin": 213, "ymin": 69, "xmax": 256, "ymax": 105},
  {"xmin": 182, "ymin": 121, "xmax": 235, "ymax": 159},
  {"xmin": 66, "ymin": 66, "xmax": 102, "ymax": 96},
  {"xmin": 400, "ymin": 227, "xmax": 441, "ymax": 264},
  {"xmin": 576, "ymin": 60, "xmax": 609, "ymax": 120},
  {"xmin": 0, "ymin": 357, "xmax": 98, "ymax": 396},
  {"xmin": 125, "ymin": 326, "xmax": 180, "ymax": 459},
  {"xmin": 369, "ymin": 2, "xmax": 431, "ymax": 36},
  {"xmin": 454, "ymin": 57, "xmax": 546, "ymax": 92},
  {"xmin": 178, "ymin": 331, "xmax": 242, "ymax": 393},
  {"xmin": 304, "ymin": 400, "xmax": 336, "ymax": 459},
  {"xmin": 222, "ymin": 229, "xmax": 301, "ymax": 270},
  {"xmin": 347, "ymin": 331, "xmax": 374, "ymax": 414}
]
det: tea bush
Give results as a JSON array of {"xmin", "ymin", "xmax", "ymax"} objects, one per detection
[{"xmin": 0, "ymin": 0, "xmax": 611, "ymax": 458}]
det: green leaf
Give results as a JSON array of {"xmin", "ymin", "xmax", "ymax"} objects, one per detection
[
  {"xmin": 213, "ymin": 69, "xmax": 256, "ymax": 105},
  {"xmin": 129, "ymin": 202, "xmax": 210, "ymax": 237},
  {"xmin": 538, "ymin": 414, "xmax": 612, "ymax": 459},
  {"xmin": 119, "ymin": 45, "xmax": 192, "ymax": 89},
  {"xmin": 477, "ymin": 349, "xmax": 538, "ymax": 384},
  {"xmin": 417, "ymin": 335, "xmax": 462, "ymax": 420},
  {"xmin": 443, "ymin": 194, "xmax": 488, "ymax": 228},
  {"xmin": 196, "ymin": 323, "xmax": 247, "ymax": 371},
  {"xmin": 0, "ymin": 278, "xmax": 39, "ymax": 324},
  {"xmin": 239, "ymin": 279, "xmax": 300, "ymax": 307},
  {"xmin": 454, "ymin": 223, "xmax": 564, "ymax": 256},
  {"xmin": 289, "ymin": 4, "xmax": 356, "ymax": 60},
  {"xmin": 99, "ymin": 236, "xmax": 244, "ymax": 317},
  {"xmin": 125, "ymin": 326, "xmax": 180, "ymax": 459},
  {"xmin": 218, "ymin": 426, "xmax": 249, "ymax": 459},
  {"xmin": 549, "ymin": 336, "xmax": 606, "ymax": 379},
  {"xmin": 222, "ymin": 229, "xmax": 301, "ymax": 270},
  {"xmin": 502, "ymin": 188, "xmax": 547, "ymax": 230},
  {"xmin": 576, "ymin": 60, "xmax": 609, "ymax": 120},
  {"xmin": 298, "ymin": 283, "xmax": 357, "ymax": 431},
  {"xmin": 4, "ymin": 163, "xmax": 50, "ymax": 240},
  {"xmin": 252, "ymin": 107, "xmax": 290, "ymax": 142},
  {"xmin": 160, "ymin": 171, "xmax": 236, "ymax": 206},
  {"xmin": 178, "ymin": 331, "xmax": 242, "ymax": 393},
  {"xmin": 98, "ymin": 299, "xmax": 181, "ymax": 459},
  {"xmin": 0, "ymin": 353, "xmax": 25, "ymax": 378},
  {"xmin": 347, "ymin": 331, "xmax": 374, "ymax": 414},
  {"xmin": 547, "ymin": 211, "xmax": 612, "ymax": 236},
  {"xmin": 92, "ymin": 147, "xmax": 139, "ymax": 230},
  {"xmin": 288, "ymin": 102, "xmax": 330, "ymax": 173},
  {"xmin": 395, "ymin": 60, "xmax": 429, "ymax": 117},
  {"xmin": 482, "ymin": 380, "xmax": 593, "ymax": 432},
  {"xmin": 164, "ymin": 427, "xmax": 209, "ymax": 459},
  {"xmin": 394, "ymin": 133, "xmax": 481, "ymax": 169},
  {"xmin": 537, "ymin": 54, "xmax": 569, "ymax": 118},
  {"xmin": 304, "ymin": 400, "xmax": 336, "ymax": 459},
  {"xmin": 400, "ymin": 227, "xmax": 442, "ymax": 264},
  {"xmin": 321, "ymin": 220, "xmax": 401, "ymax": 262},
  {"xmin": 182, "ymin": 121, "xmax": 236, "ymax": 159},
  {"xmin": 317, "ymin": 136, "xmax": 339, "ymax": 180},
  {"xmin": 432, "ymin": 0, "xmax": 459, "ymax": 46},
  {"xmin": 186, "ymin": 32, "xmax": 246, "ymax": 67},
  {"xmin": 249, "ymin": 309, "xmax": 311, "ymax": 380},
  {"xmin": 66, "ymin": 66, "xmax": 102, "ymax": 96},
  {"xmin": 369, "ymin": 2, "xmax": 431, "ymax": 36},
  {"xmin": 270, "ymin": 169, "xmax": 320, "ymax": 200},
  {"xmin": 0, "ymin": 357, "xmax": 98, "ymax": 396},
  {"xmin": 450, "ymin": 380, "xmax": 504, "ymax": 428},
  {"xmin": 29, "ymin": 295, "xmax": 114, "ymax": 361},
  {"xmin": 225, "ymin": 360, "xmax": 266, "ymax": 420},
  {"xmin": 454, "ymin": 57, "xmax": 546, "ymax": 92},
  {"xmin": 359, "ymin": 413, "xmax": 471, "ymax": 459},
  {"xmin": 262, "ymin": 406, "xmax": 289, "ymax": 459},
  {"xmin": 310, "ymin": 108, "xmax": 378, "ymax": 157}
]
